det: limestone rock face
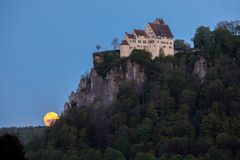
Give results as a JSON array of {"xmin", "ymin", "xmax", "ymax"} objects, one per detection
[
  {"xmin": 64, "ymin": 60, "xmax": 146, "ymax": 111},
  {"xmin": 193, "ymin": 57, "xmax": 207, "ymax": 83}
]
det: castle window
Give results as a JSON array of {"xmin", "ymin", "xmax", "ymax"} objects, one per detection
[
  {"xmin": 148, "ymin": 40, "xmax": 154, "ymax": 44},
  {"xmin": 161, "ymin": 41, "xmax": 165, "ymax": 44},
  {"xmin": 163, "ymin": 46, "xmax": 166, "ymax": 48},
  {"xmin": 169, "ymin": 46, "xmax": 172, "ymax": 49},
  {"xmin": 170, "ymin": 42, "xmax": 172, "ymax": 45},
  {"xmin": 138, "ymin": 40, "xmax": 141, "ymax": 43},
  {"xmin": 143, "ymin": 40, "xmax": 146, "ymax": 44},
  {"xmin": 133, "ymin": 40, "xmax": 136, "ymax": 43}
]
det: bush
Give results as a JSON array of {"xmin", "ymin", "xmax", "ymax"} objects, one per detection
[
  {"xmin": 130, "ymin": 49, "xmax": 152, "ymax": 66},
  {"xmin": 94, "ymin": 51, "xmax": 121, "ymax": 78}
]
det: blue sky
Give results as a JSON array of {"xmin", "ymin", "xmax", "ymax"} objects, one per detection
[{"xmin": 0, "ymin": 0, "xmax": 239, "ymax": 127}]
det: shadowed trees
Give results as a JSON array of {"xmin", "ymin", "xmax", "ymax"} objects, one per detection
[{"xmin": 0, "ymin": 134, "xmax": 28, "ymax": 160}]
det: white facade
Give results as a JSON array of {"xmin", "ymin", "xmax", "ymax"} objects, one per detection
[{"xmin": 119, "ymin": 18, "xmax": 174, "ymax": 59}]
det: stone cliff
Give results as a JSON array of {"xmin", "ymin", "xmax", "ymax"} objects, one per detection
[
  {"xmin": 64, "ymin": 51, "xmax": 207, "ymax": 111},
  {"xmin": 64, "ymin": 54, "xmax": 146, "ymax": 111},
  {"xmin": 193, "ymin": 56, "xmax": 207, "ymax": 83}
]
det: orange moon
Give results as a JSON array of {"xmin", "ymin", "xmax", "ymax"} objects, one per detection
[{"xmin": 43, "ymin": 112, "xmax": 60, "ymax": 127}]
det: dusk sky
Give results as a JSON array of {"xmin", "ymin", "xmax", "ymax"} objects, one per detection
[{"xmin": 0, "ymin": 0, "xmax": 239, "ymax": 127}]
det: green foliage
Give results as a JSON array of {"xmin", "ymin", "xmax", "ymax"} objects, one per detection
[
  {"xmin": 216, "ymin": 132, "xmax": 232, "ymax": 148},
  {"xmin": 134, "ymin": 152, "xmax": 157, "ymax": 160},
  {"xmin": 205, "ymin": 146, "xmax": 223, "ymax": 160},
  {"xmin": 184, "ymin": 154, "xmax": 197, "ymax": 160},
  {"xmin": 174, "ymin": 39, "xmax": 191, "ymax": 51},
  {"xmin": 81, "ymin": 148, "xmax": 101, "ymax": 160},
  {"xmin": 193, "ymin": 26, "xmax": 213, "ymax": 52},
  {"xmin": 103, "ymin": 147, "xmax": 126, "ymax": 160},
  {"xmin": 114, "ymin": 136, "xmax": 130, "ymax": 156},
  {"xmin": 216, "ymin": 20, "xmax": 240, "ymax": 35},
  {"xmin": 130, "ymin": 49, "xmax": 152, "ymax": 66},
  {"xmin": 94, "ymin": 50, "xmax": 121, "ymax": 78},
  {"xmin": 169, "ymin": 154, "xmax": 183, "ymax": 160}
]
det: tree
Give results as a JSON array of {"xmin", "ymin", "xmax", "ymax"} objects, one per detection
[
  {"xmin": 103, "ymin": 147, "xmax": 126, "ymax": 160},
  {"xmin": 111, "ymin": 37, "xmax": 119, "ymax": 50},
  {"xmin": 81, "ymin": 148, "xmax": 101, "ymax": 160},
  {"xmin": 184, "ymin": 154, "xmax": 197, "ymax": 160},
  {"xmin": 134, "ymin": 152, "xmax": 157, "ymax": 160},
  {"xmin": 96, "ymin": 44, "xmax": 101, "ymax": 51},
  {"xmin": 130, "ymin": 49, "xmax": 152, "ymax": 65},
  {"xmin": 138, "ymin": 118, "xmax": 153, "ymax": 143},
  {"xmin": 216, "ymin": 132, "xmax": 232, "ymax": 149},
  {"xmin": 180, "ymin": 90, "xmax": 196, "ymax": 109},
  {"xmin": 216, "ymin": 20, "xmax": 240, "ymax": 35},
  {"xmin": 174, "ymin": 39, "xmax": 191, "ymax": 51},
  {"xmin": 169, "ymin": 154, "xmax": 183, "ymax": 160},
  {"xmin": 202, "ymin": 113, "xmax": 223, "ymax": 138},
  {"xmin": 114, "ymin": 136, "xmax": 131, "ymax": 156},
  {"xmin": 0, "ymin": 134, "xmax": 28, "ymax": 160},
  {"xmin": 192, "ymin": 26, "xmax": 213, "ymax": 52},
  {"xmin": 205, "ymin": 146, "xmax": 223, "ymax": 160},
  {"xmin": 213, "ymin": 28, "xmax": 234, "ymax": 57}
]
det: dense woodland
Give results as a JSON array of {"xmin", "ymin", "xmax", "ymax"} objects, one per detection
[{"xmin": 1, "ymin": 20, "xmax": 240, "ymax": 160}]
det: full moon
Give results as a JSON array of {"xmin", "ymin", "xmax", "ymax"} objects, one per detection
[{"xmin": 43, "ymin": 112, "xmax": 60, "ymax": 127}]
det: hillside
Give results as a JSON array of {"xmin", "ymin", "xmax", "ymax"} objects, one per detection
[{"xmin": 25, "ymin": 22, "xmax": 240, "ymax": 160}]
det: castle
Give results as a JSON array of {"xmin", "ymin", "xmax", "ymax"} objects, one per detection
[{"xmin": 119, "ymin": 18, "xmax": 174, "ymax": 58}]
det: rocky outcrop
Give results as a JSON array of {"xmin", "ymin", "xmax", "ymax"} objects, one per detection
[
  {"xmin": 193, "ymin": 57, "xmax": 207, "ymax": 83},
  {"xmin": 64, "ymin": 60, "xmax": 146, "ymax": 111}
]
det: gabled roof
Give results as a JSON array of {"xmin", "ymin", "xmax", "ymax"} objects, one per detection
[
  {"xmin": 119, "ymin": 40, "xmax": 129, "ymax": 46},
  {"xmin": 134, "ymin": 29, "xmax": 148, "ymax": 37},
  {"xmin": 148, "ymin": 18, "xmax": 174, "ymax": 38},
  {"xmin": 126, "ymin": 33, "xmax": 136, "ymax": 39}
]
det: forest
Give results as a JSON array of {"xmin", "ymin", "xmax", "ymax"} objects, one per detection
[{"xmin": 1, "ymin": 20, "xmax": 240, "ymax": 160}]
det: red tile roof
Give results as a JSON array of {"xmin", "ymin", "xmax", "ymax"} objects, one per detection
[
  {"xmin": 134, "ymin": 29, "xmax": 148, "ymax": 37},
  {"xmin": 126, "ymin": 33, "xmax": 136, "ymax": 39},
  {"xmin": 120, "ymin": 40, "xmax": 129, "ymax": 46},
  {"xmin": 148, "ymin": 22, "xmax": 173, "ymax": 38}
]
